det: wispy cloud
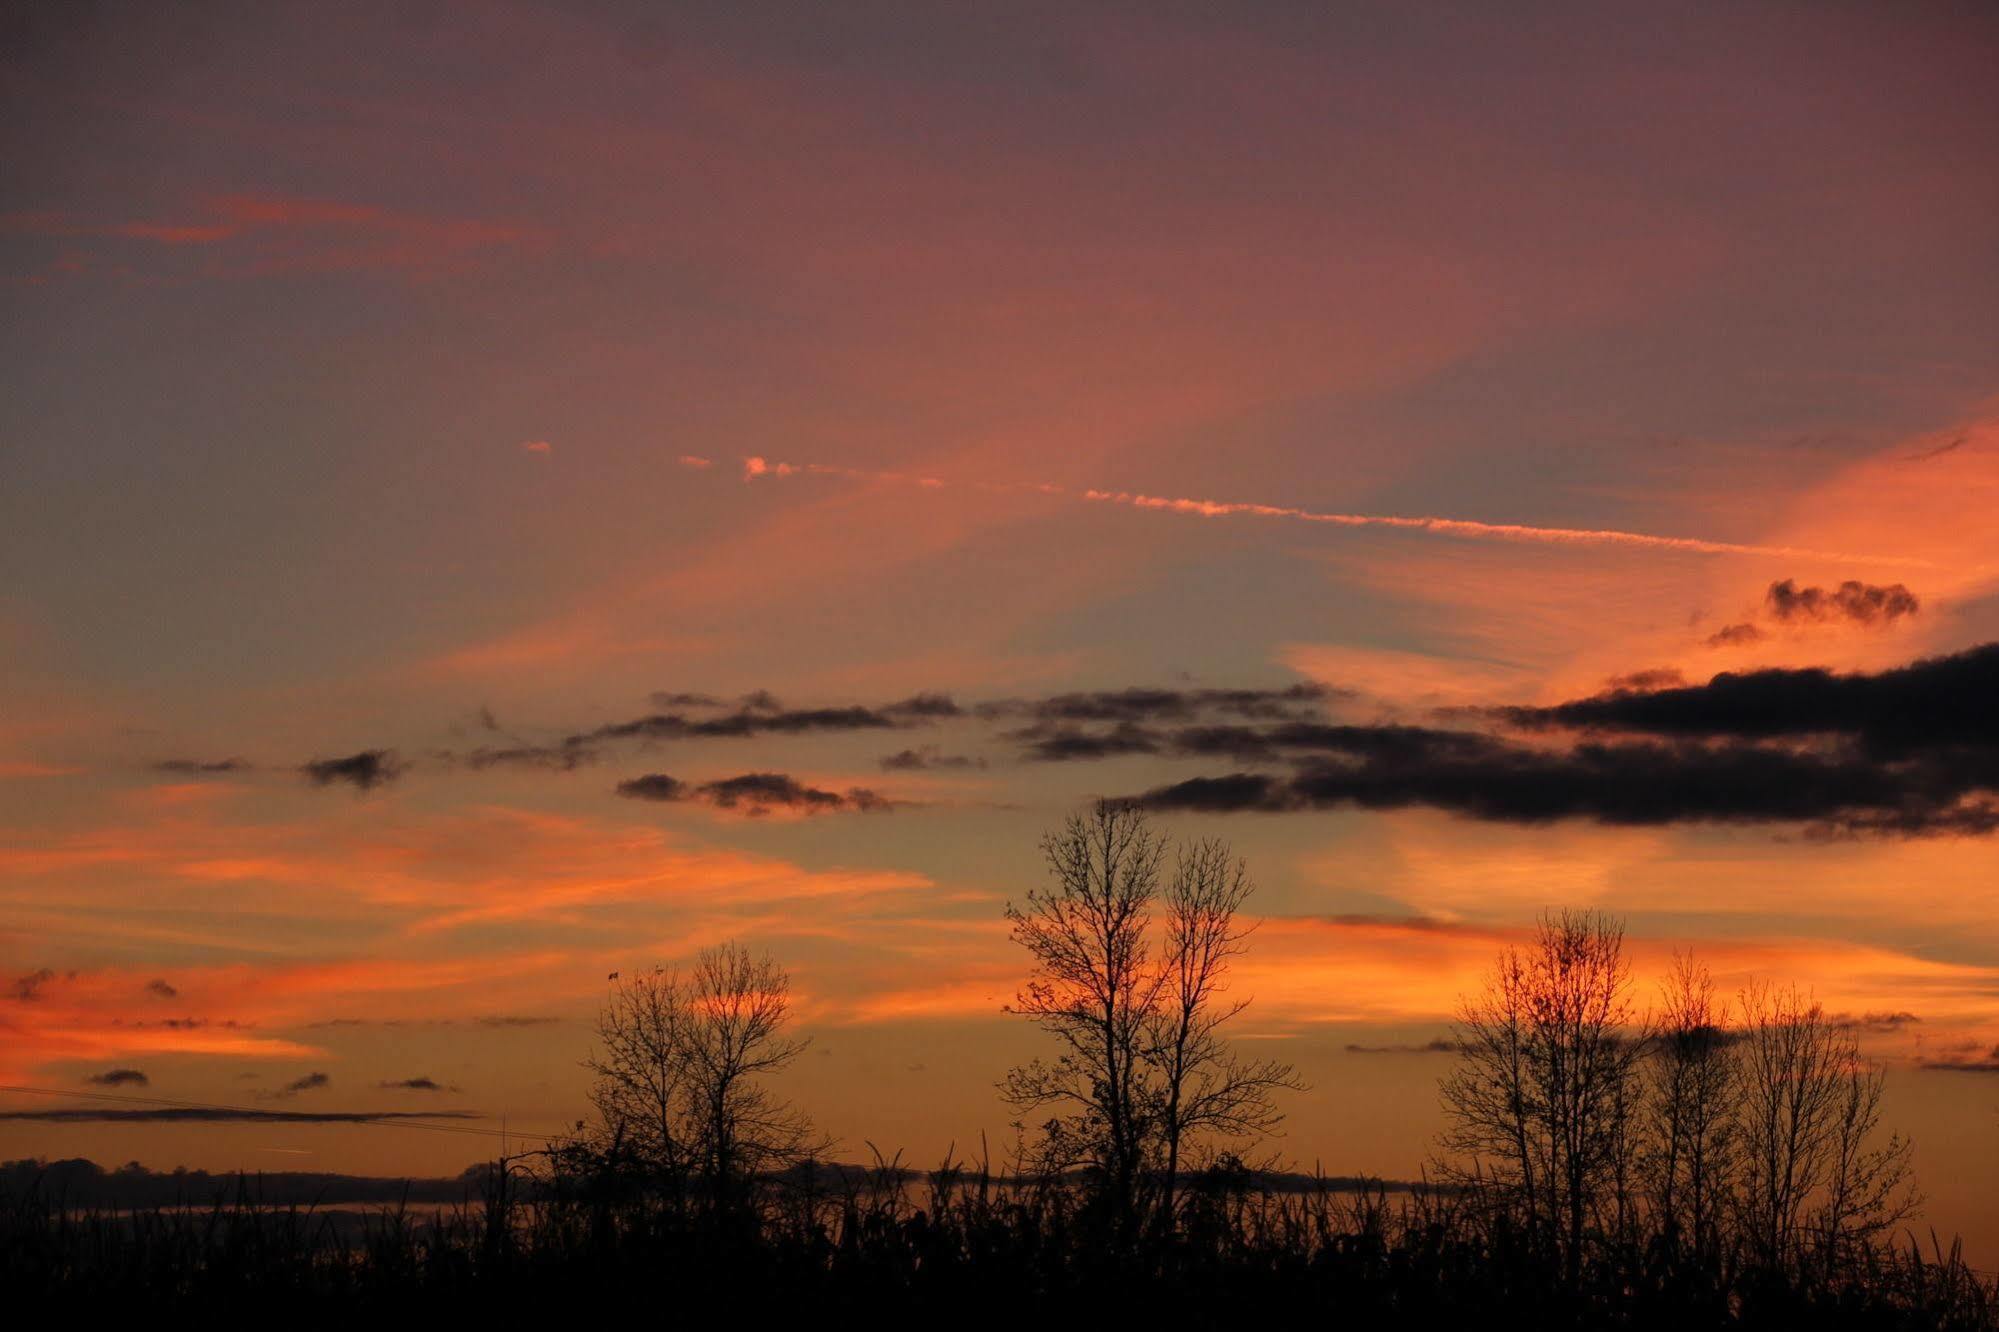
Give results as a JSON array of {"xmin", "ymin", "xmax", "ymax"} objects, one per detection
[
  {"xmin": 154, "ymin": 757, "xmax": 251, "ymax": 775},
  {"xmin": 0, "ymin": 1107, "xmax": 484, "ymax": 1124},
  {"xmin": 878, "ymin": 747, "xmax": 986, "ymax": 771},
  {"xmin": 4, "ymin": 193, "xmax": 541, "ymax": 280}
]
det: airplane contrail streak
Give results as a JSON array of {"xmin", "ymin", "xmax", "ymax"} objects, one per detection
[{"xmin": 711, "ymin": 455, "xmax": 1932, "ymax": 568}]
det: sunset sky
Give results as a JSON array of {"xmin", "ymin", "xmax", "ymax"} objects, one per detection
[{"xmin": 4, "ymin": 0, "xmax": 1998, "ymax": 1256}]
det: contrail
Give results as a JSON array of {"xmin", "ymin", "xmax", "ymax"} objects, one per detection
[{"xmin": 710, "ymin": 456, "xmax": 1931, "ymax": 568}]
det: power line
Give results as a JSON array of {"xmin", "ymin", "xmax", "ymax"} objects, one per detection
[{"xmin": 0, "ymin": 1084, "xmax": 568, "ymax": 1145}]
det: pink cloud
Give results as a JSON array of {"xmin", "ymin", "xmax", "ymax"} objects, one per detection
[{"xmin": 5, "ymin": 193, "xmax": 540, "ymax": 280}]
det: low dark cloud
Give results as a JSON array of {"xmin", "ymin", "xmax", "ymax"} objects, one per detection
[
  {"xmin": 616, "ymin": 771, "xmax": 892, "ymax": 815},
  {"xmin": 154, "ymin": 757, "xmax": 250, "ymax": 775},
  {"xmin": 1765, "ymin": 578, "xmax": 1919, "ymax": 627},
  {"xmin": 615, "ymin": 773, "xmax": 687, "ymax": 802},
  {"xmin": 1704, "ymin": 579, "xmax": 1919, "ymax": 649},
  {"xmin": 981, "ymin": 682, "xmax": 1334, "ymax": 724},
  {"xmin": 1015, "ymin": 720, "xmax": 1510, "ymax": 766},
  {"xmin": 379, "ymin": 1077, "xmax": 455, "ymax": 1092},
  {"xmin": 606, "ymin": 684, "xmax": 1322, "ymax": 745},
  {"xmin": 1323, "ymin": 913, "xmax": 1474, "ymax": 934},
  {"xmin": 1012, "ymin": 721, "xmax": 1163, "ymax": 762},
  {"xmin": 144, "ymin": 978, "xmax": 177, "ymax": 999},
  {"xmin": 704, "ymin": 772, "xmax": 890, "ymax": 813},
  {"xmin": 294, "ymin": 682, "xmax": 1335, "ymax": 793},
  {"xmin": 304, "ymin": 1014, "xmax": 562, "ymax": 1029},
  {"xmin": 459, "ymin": 744, "xmax": 597, "ymax": 772},
  {"xmin": 1918, "ymin": 1045, "xmax": 1999, "ymax": 1074},
  {"xmin": 0, "ymin": 1108, "xmax": 483, "ymax": 1124},
  {"xmin": 1499, "ymin": 642, "xmax": 1998, "ymax": 756},
  {"xmin": 572, "ymin": 701, "xmax": 927, "ymax": 749},
  {"xmin": 1603, "ymin": 669, "xmax": 1686, "ymax": 693},
  {"xmin": 882, "ymin": 692, "xmax": 963, "ymax": 719},
  {"xmin": 1130, "ymin": 705, "xmax": 1999, "ymax": 836},
  {"xmin": 1831, "ymin": 1010, "xmax": 1922, "ymax": 1032},
  {"xmin": 301, "ymin": 749, "xmax": 405, "ymax": 790},
  {"xmin": 8, "ymin": 968, "xmax": 71, "ymax": 1001},
  {"xmin": 85, "ymin": 1068, "xmax": 150, "ymax": 1087},
  {"xmin": 1705, "ymin": 623, "xmax": 1764, "ymax": 648},
  {"xmin": 272, "ymin": 1072, "xmax": 331, "ymax": 1098},
  {"xmin": 261, "ymin": 651, "xmax": 1998, "ymax": 837},
  {"xmin": 1346, "ymin": 1038, "xmax": 1459, "ymax": 1056},
  {"xmin": 878, "ymin": 746, "xmax": 987, "ymax": 771}
]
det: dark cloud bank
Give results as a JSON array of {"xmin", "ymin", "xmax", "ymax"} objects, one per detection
[
  {"xmin": 266, "ymin": 646, "xmax": 1998, "ymax": 836},
  {"xmin": 1130, "ymin": 643, "xmax": 1999, "ymax": 837}
]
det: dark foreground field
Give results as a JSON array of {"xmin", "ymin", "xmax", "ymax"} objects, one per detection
[{"xmin": 5, "ymin": 1156, "xmax": 1992, "ymax": 1330}]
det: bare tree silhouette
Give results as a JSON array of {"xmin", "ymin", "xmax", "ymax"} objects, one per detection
[
  {"xmin": 1642, "ymin": 952, "xmax": 1739, "ymax": 1263},
  {"xmin": 587, "ymin": 964, "xmax": 695, "ymax": 1194},
  {"xmin": 1001, "ymin": 801, "xmax": 1297, "ymax": 1240},
  {"xmin": 683, "ymin": 943, "xmax": 824, "ymax": 1214},
  {"xmin": 1439, "ymin": 909, "xmax": 1644, "ymax": 1283},
  {"xmin": 585, "ymin": 942, "xmax": 823, "ymax": 1215},
  {"xmin": 1003, "ymin": 802, "xmax": 1166, "ymax": 1234},
  {"xmin": 1149, "ymin": 837, "xmax": 1303, "ymax": 1232},
  {"xmin": 1734, "ymin": 981, "xmax": 1917, "ymax": 1270}
]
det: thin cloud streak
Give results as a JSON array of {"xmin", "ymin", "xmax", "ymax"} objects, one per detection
[
  {"xmin": 726, "ymin": 454, "xmax": 1932, "ymax": 568},
  {"xmin": 0, "ymin": 1107, "xmax": 485, "ymax": 1124}
]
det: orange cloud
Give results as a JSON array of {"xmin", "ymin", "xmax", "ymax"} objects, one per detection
[
  {"xmin": 0, "ymin": 760, "xmax": 82, "ymax": 779},
  {"xmin": 821, "ymin": 912, "xmax": 1999, "ymax": 1047},
  {"xmin": 0, "ymin": 954, "xmax": 578, "ymax": 1083},
  {"xmin": 0, "ymin": 801, "xmax": 935, "ymax": 947},
  {"xmin": 1285, "ymin": 413, "xmax": 1999, "ymax": 713}
]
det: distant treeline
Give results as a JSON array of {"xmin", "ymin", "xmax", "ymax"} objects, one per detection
[
  {"xmin": 0, "ymin": 1158, "xmax": 486, "ymax": 1209},
  {"xmin": 0, "ymin": 1155, "xmax": 1434, "ymax": 1210}
]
